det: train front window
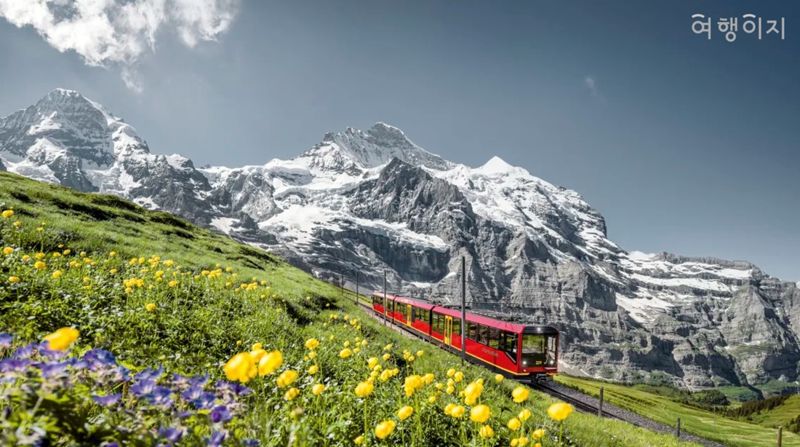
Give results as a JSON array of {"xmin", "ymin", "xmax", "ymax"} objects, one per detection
[{"xmin": 521, "ymin": 334, "xmax": 556, "ymax": 367}]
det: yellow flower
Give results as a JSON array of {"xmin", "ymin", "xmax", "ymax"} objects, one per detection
[
  {"xmin": 453, "ymin": 371, "xmax": 464, "ymax": 383},
  {"xmin": 284, "ymin": 387, "xmax": 300, "ymax": 401},
  {"xmin": 507, "ymin": 417, "xmax": 521, "ymax": 431},
  {"xmin": 354, "ymin": 435, "xmax": 364, "ymax": 445},
  {"xmin": 8, "ymin": 276, "xmax": 20, "ymax": 284},
  {"xmin": 355, "ymin": 381, "xmax": 374, "ymax": 398},
  {"xmin": 464, "ymin": 380, "xmax": 483, "ymax": 405},
  {"xmin": 415, "ymin": 350, "xmax": 424, "ymax": 357},
  {"xmin": 276, "ymin": 369, "xmax": 299, "ymax": 388},
  {"xmin": 518, "ymin": 409, "xmax": 532, "ymax": 422},
  {"xmin": 427, "ymin": 395, "xmax": 437, "ymax": 404},
  {"xmin": 470, "ymin": 404, "xmax": 491, "ymax": 423},
  {"xmin": 305, "ymin": 338, "xmax": 320, "ymax": 350},
  {"xmin": 51, "ymin": 270, "xmax": 63, "ymax": 279},
  {"xmin": 374, "ymin": 420, "xmax": 396, "ymax": 440},
  {"xmin": 250, "ymin": 349, "xmax": 267, "ymax": 362},
  {"xmin": 339, "ymin": 348, "xmax": 353, "ymax": 359},
  {"xmin": 444, "ymin": 403, "xmax": 455, "ymax": 415},
  {"xmin": 449, "ymin": 405, "xmax": 465, "ymax": 419},
  {"xmin": 145, "ymin": 303, "xmax": 157, "ymax": 312},
  {"xmin": 512, "ymin": 386, "xmax": 530, "ymax": 403},
  {"xmin": 367, "ymin": 357, "xmax": 379, "ymax": 369},
  {"xmin": 403, "ymin": 375, "xmax": 424, "ymax": 397},
  {"xmin": 312, "ymin": 383, "xmax": 325, "ymax": 395},
  {"xmin": 494, "ymin": 374, "xmax": 504, "ymax": 383},
  {"xmin": 2, "ymin": 247, "xmax": 13, "ymax": 256},
  {"xmin": 382, "ymin": 353, "xmax": 390, "ymax": 361},
  {"xmin": 223, "ymin": 352, "xmax": 253, "ymax": 383},
  {"xmin": 168, "ymin": 280, "xmax": 179, "ymax": 287},
  {"xmin": 34, "ymin": 261, "xmax": 47, "ymax": 270},
  {"xmin": 397, "ymin": 405, "xmax": 414, "ymax": 421},
  {"xmin": 251, "ymin": 342, "xmax": 263, "ymax": 351},
  {"xmin": 307, "ymin": 364, "xmax": 319, "ymax": 375},
  {"xmin": 1, "ymin": 209, "xmax": 14, "ymax": 218},
  {"xmin": 547, "ymin": 402, "xmax": 573, "ymax": 422},
  {"xmin": 446, "ymin": 368, "xmax": 455, "ymax": 378},
  {"xmin": 516, "ymin": 436, "xmax": 529, "ymax": 446},
  {"xmin": 531, "ymin": 428, "xmax": 545, "ymax": 440},
  {"xmin": 479, "ymin": 425, "xmax": 494, "ymax": 439},
  {"xmin": 43, "ymin": 327, "xmax": 80, "ymax": 351},
  {"xmin": 258, "ymin": 350, "xmax": 283, "ymax": 376}
]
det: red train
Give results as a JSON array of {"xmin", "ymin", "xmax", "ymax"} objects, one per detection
[{"xmin": 371, "ymin": 292, "xmax": 558, "ymax": 380}]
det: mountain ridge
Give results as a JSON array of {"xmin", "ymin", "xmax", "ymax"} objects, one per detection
[{"xmin": 2, "ymin": 88, "xmax": 798, "ymax": 391}]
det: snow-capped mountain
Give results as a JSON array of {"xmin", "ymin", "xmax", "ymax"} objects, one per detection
[{"xmin": 2, "ymin": 89, "xmax": 798, "ymax": 390}]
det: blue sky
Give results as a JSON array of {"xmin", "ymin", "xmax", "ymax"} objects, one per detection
[{"xmin": 0, "ymin": 0, "xmax": 797, "ymax": 280}]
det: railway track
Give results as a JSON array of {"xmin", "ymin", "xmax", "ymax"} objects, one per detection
[{"xmin": 352, "ymin": 298, "xmax": 725, "ymax": 447}]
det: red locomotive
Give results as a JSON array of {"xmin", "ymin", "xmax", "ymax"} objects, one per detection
[{"xmin": 371, "ymin": 293, "xmax": 558, "ymax": 379}]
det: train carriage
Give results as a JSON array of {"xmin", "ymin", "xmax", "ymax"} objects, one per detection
[{"xmin": 371, "ymin": 292, "xmax": 558, "ymax": 379}]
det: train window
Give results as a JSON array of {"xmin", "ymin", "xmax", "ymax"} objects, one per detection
[
  {"xmin": 452, "ymin": 318, "xmax": 461, "ymax": 335},
  {"xmin": 521, "ymin": 334, "xmax": 546, "ymax": 367},
  {"xmin": 546, "ymin": 336, "xmax": 557, "ymax": 366},
  {"xmin": 498, "ymin": 332, "xmax": 518, "ymax": 363},
  {"xmin": 488, "ymin": 328, "xmax": 499, "ymax": 348},
  {"xmin": 477, "ymin": 325, "xmax": 488, "ymax": 345},
  {"xmin": 467, "ymin": 323, "xmax": 478, "ymax": 341}
]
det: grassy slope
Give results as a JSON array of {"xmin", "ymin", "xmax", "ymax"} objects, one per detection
[
  {"xmin": 0, "ymin": 171, "xmax": 700, "ymax": 447},
  {"xmin": 746, "ymin": 395, "xmax": 800, "ymax": 429},
  {"xmin": 556, "ymin": 375, "xmax": 800, "ymax": 447}
]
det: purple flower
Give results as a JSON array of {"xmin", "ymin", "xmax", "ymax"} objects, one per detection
[
  {"xmin": 39, "ymin": 361, "xmax": 70, "ymax": 379},
  {"xmin": 0, "ymin": 333, "xmax": 12, "ymax": 348},
  {"xmin": 38, "ymin": 344, "xmax": 68, "ymax": 360},
  {"xmin": 83, "ymin": 349, "xmax": 117, "ymax": 370},
  {"xmin": 243, "ymin": 440, "xmax": 260, "ymax": 447},
  {"xmin": 12, "ymin": 343, "xmax": 37, "ymax": 359},
  {"xmin": 187, "ymin": 390, "xmax": 216, "ymax": 410},
  {"xmin": 206, "ymin": 431, "xmax": 226, "ymax": 447},
  {"xmin": 0, "ymin": 358, "xmax": 32, "ymax": 374},
  {"xmin": 215, "ymin": 380, "xmax": 252, "ymax": 396},
  {"xmin": 136, "ymin": 367, "xmax": 163, "ymax": 382},
  {"xmin": 148, "ymin": 386, "xmax": 174, "ymax": 408},
  {"xmin": 158, "ymin": 426, "xmax": 185, "ymax": 443},
  {"xmin": 210, "ymin": 405, "xmax": 232, "ymax": 424},
  {"xmin": 131, "ymin": 379, "xmax": 156, "ymax": 397},
  {"xmin": 92, "ymin": 393, "xmax": 121, "ymax": 407}
]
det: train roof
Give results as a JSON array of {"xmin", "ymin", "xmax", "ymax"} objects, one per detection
[{"xmin": 431, "ymin": 306, "xmax": 527, "ymax": 333}]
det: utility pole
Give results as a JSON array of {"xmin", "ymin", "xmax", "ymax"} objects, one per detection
[
  {"xmin": 598, "ymin": 387, "xmax": 604, "ymax": 417},
  {"xmin": 461, "ymin": 256, "xmax": 466, "ymax": 365},
  {"xmin": 355, "ymin": 270, "xmax": 359, "ymax": 305},
  {"xmin": 383, "ymin": 270, "xmax": 387, "ymax": 326}
]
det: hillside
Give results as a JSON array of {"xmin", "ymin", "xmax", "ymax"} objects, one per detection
[
  {"xmin": 2, "ymin": 89, "xmax": 799, "ymax": 390},
  {"xmin": 0, "ymin": 171, "xmax": 699, "ymax": 446},
  {"xmin": 555, "ymin": 375, "xmax": 800, "ymax": 447}
]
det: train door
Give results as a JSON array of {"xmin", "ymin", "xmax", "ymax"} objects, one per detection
[
  {"xmin": 406, "ymin": 304, "xmax": 412, "ymax": 327},
  {"xmin": 444, "ymin": 316, "xmax": 452, "ymax": 345}
]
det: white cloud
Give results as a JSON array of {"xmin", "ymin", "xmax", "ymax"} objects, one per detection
[
  {"xmin": 584, "ymin": 75, "xmax": 598, "ymax": 97},
  {"xmin": 0, "ymin": 0, "xmax": 238, "ymax": 91}
]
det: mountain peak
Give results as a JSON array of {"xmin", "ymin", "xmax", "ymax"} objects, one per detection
[
  {"xmin": 475, "ymin": 155, "xmax": 526, "ymax": 176},
  {"xmin": 308, "ymin": 123, "xmax": 451, "ymax": 171}
]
